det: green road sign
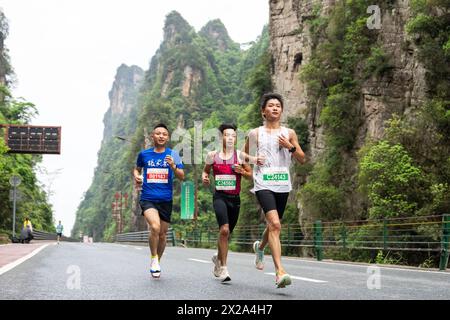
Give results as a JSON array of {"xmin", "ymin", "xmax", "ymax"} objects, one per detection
[{"xmin": 181, "ymin": 181, "xmax": 195, "ymax": 220}]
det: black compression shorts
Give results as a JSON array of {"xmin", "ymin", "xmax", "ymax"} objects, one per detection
[
  {"xmin": 213, "ymin": 192, "xmax": 241, "ymax": 233},
  {"xmin": 255, "ymin": 190, "xmax": 289, "ymax": 219}
]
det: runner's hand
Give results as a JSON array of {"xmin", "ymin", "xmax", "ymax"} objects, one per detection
[
  {"xmin": 165, "ymin": 155, "xmax": 176, "ymax": 170},
  {"xmin": 134, "ymin": 174, "xmax": 143, "ymax": 184},
  {"xmin": 202, "ymin": 172, "xmax": 210, "ymax": 186},
  {"xmin": 256, "ymin": 155, "xmax": 265, "ymax": 166},
  {"xmin": 278, "ymin": 134, "xmax": 293, "ymax": 150},
  {"xmin": 233, "ymin": 164, "xmax": 244, "ymax": 174}
]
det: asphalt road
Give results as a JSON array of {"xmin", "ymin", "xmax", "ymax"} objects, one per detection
[{"xmin": 0, "ymin": 242, "xmax": 449, "ymax": 300}]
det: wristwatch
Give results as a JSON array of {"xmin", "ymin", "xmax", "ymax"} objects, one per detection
[{"xmin": 289, "ymin": 146, "xmax": 296, "ymax": 153}]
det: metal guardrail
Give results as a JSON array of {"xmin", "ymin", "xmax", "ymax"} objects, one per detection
[
  {"xmin": 116, "ymin": 228, "xmax": 176, "ymax": 246},
  {"xmin": 179, "ymin": 214, "xmax": 450, "ymax": 270},
  {"xmin": 32, "ymin": 230, "xmax": 79, "ymax": 242}
]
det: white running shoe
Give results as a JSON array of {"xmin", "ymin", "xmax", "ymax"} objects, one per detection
[
  {"xmin": 150, "ymin": 258, "xmax": 161, "ymax": 278},
  {"xmin": 253, "ymin": 241, "xmax": 264, "ymax": 270},
  {"xmin": 275, "ymin": 273, "xmax": 292, "ymax": 288},
  {"xmin": 219, "ymin": 266, "xmax": 231, "ymax": 282},
  {"xmin": 212, "ymin": 254, "xmax": 221, "ymax": 277}
]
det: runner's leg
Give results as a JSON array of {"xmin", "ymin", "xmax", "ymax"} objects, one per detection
[
  {"xmin": 157, "ymin": 220, "xmax": 169, "ymax": 261},
  {"xmin": 143, "ymin": 208, "xmax": 161, "ymax": 257},
  {"xmin": 265, "ymin": 210, "xmax": 286, "ymax": 275},
  {"xmin": 218, "ymin": 224, "xmax": 230, "ymax": 266},
  {"xmin": 213, "ymin": 194, "xmax": 229, "ymax": 266},
  {"xmin": 259, "ymin": 227, "xmax": 269, "ymax": 251}
]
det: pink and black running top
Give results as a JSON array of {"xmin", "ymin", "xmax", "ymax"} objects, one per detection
[{"xmin": 212, "ymin": 150, "xmax": 242, "ymax": 195}]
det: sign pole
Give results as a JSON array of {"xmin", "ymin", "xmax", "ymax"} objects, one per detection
[
  {"xmin": 9, "ymin": 175, "xmax": 21, "ymax": 239},
  {"xmin": 12, "ymin": 185, "xmax": 16, "ymax": 238}
]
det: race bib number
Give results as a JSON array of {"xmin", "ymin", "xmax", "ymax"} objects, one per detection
[
  {"xmin": 261, "ymin": 167, "xmax": 290, "ymax": 186},
  {"xmin": 147, "ymin": 168, "xmax": 169, "ymax": 183},
  {"xmin": 215, "ymin": 174, "xmax": 237, "ymax": 191}
]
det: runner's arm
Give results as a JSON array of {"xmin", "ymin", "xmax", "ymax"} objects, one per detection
[
  {"xmin": 239, "ymin": 163, "xmax": 253, "ymax": 180},
  {"xmin": 202, "ymin": 151, "xmax": 214, "ymax": 186},
  {"xmin": 166, "ymin": 154, "xmax": 185, "ymax": 181},
  {"xmin": 133, "ymin": 167, "xmax": 143, "ymax": 184},
  {"xmin": 289, "ymin": 129, "xmax": 306, "ymax": 164},
  {"xmin": 235, "ymin": 150, "xmax": 253, "ymax": 180},
  {"xmin": 241, "ymin": 129, "xmax": 262, "ymax": 165},
  {"xmin": 173, "ymin": 167, "xmax": 185, "ymax": 181}
]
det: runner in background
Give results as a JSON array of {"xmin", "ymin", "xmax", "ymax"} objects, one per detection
[{"xmin": 56, "ymin": 221, "xmax": 63, "ymax": 244}]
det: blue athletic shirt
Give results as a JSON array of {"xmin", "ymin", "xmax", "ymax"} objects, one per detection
[{"xmin": 136, "ymin": 147, "xmax": 184, "ymax": 202}]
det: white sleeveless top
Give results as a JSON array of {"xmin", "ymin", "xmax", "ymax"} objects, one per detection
[{"xmin": 253, "ymin": 126, "xmax": 292, "ymax": 193}]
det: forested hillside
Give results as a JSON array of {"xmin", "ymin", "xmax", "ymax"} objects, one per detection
[{"xmin": 0, "ymin": 10, "xmax": 55, "ymax": 239}]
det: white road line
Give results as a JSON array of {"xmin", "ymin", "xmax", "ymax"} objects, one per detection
[
  {"xmin": 120, "ymin": 245, "xmax": 129, "ymax": 248},
  {"xmin": 134, "ymin": 247, "xmax": 143, "ymax": 250},
  {"xmin": 265, "ymin": 272, "xmax": 327, "ymax": 283},
  {"xmin": 228, "ymin": 251, "xmax": 450, "ymax": 276},
  {"xmin": 188, "ymin": 258, "xmax": 211, "ymax": 264},
  {"xmin": 0, "ymin": 244, "xmax": 52, "ymax": 276},
  {"xmin": 284, "ymin": 258, "xmax": 450, "ymax": 275}
]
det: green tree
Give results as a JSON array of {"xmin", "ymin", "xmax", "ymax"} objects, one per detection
[{"xmin": 358, "ymin": 141, "xmax": 423, "ymax": 219}]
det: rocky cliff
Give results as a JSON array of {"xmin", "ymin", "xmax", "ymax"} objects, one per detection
[
  {"xmin": 102, "ymin": 64, "xmax": 144, "ymax": 140},
  {"xmin": 270, "ymin": 0, "xmax": 426, "ymax": 156},
  {"xmin": 268, "ymin": 0, "xmax": 431, "ymax": 224}
]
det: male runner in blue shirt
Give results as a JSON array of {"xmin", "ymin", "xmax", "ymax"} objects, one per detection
[{"xmin": 133, "ymin": 123, "xmax": 185, "ymax": 278}]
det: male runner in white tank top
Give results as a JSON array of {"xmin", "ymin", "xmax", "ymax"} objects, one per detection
[{"xmin": 244, "ymin": 93, "xmax": 305, "ymax": 288}]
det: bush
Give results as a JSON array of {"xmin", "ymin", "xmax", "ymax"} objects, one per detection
[
  {"xmin": 300, "ymin": 181, "xmax": 344, "ymax": 220},
  {"xmin": 358, "ymin": 141, "xmax": 423, "ymax": 218}
]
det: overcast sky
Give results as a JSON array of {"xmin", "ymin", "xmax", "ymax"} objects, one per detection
[{"xmin": 1, "ymin": 0, "xmax": 269, "ymax": 235}]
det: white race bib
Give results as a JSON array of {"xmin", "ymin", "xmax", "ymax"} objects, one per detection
[
  {"xmin": 215, "ymin": 174, "xmax": 237, "ymax": 191},
  {"xmin": 261, "ymin": 167, "xmax": 290, "ymax": 186},
  {"xmin": 146, "ymin": 168, "xmax": 169, "ymax": 183}
]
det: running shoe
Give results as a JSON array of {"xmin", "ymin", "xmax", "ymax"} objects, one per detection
[
  {"xmin": 219, "ymin": 266, "xmax": 231, "ymax": 282},
  {"xmin": 150, "ymin": 257, "xmax": 161, "ymax": 278},
  {"xmin": 212, "ymin": 254, "xmax": 221, "ymax": 277},
  {"xmin": 253, "ymin": 240, "xmax": 264, "ymax": 270},
  {"xmin": 275, "ymin": 273, "xmax": 292, "ymax": 288}
]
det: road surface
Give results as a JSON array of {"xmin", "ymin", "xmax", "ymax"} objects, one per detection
[{"xmin": 0, "ymin": 242, "xmax": 449, "ymax": 300}]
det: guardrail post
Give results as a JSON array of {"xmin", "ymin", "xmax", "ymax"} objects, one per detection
[
  {"xmin": 439, "ymin": 214, "xmax": 450, "ymax": 271},
  {"xmin": 341, "ymin": 225, "xmax": 347, "ymax": 249},
  {"xmin": 383, "ymin": 218, "xmax": 388, "ymax": 251},
  {"xmin": 171, "ymin": 228, "xmax": 176, "ymax": 246},
  {"xmin": 314, "ymin": 220, "xmax": 323, "ymax": 261},
  {"xmin": 287, "ymin": 224, "xmax": 291, "ymax": 247}
]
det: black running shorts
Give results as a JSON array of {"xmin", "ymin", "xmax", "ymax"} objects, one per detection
[
  {"xmin": 255, "ymin": 190, "xmax": 289, "ymax": 219},
  {"xmin": 140, "ymin": 200, "xmax": 173, "ymax": 223},
  {"xmin": 213, "ymin": 192, "xmax": 241, "ymax": 233}
]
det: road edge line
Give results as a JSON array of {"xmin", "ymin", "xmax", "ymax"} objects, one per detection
[{"xmin": 0, "ymin": 243, "xmax": 52, "ymax": 276}]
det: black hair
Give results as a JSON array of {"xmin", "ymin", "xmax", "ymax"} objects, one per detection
[
  {"xmin": 153, "ymin": 123, "xmax": 169, "ymax": 132},
  {"xmin": 260, "ymin": 92, "xmax": 284, "ymax": 110},
  {"xmin": 218, "ymin": 123, "xmax": 237, "ymax": 134}
]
